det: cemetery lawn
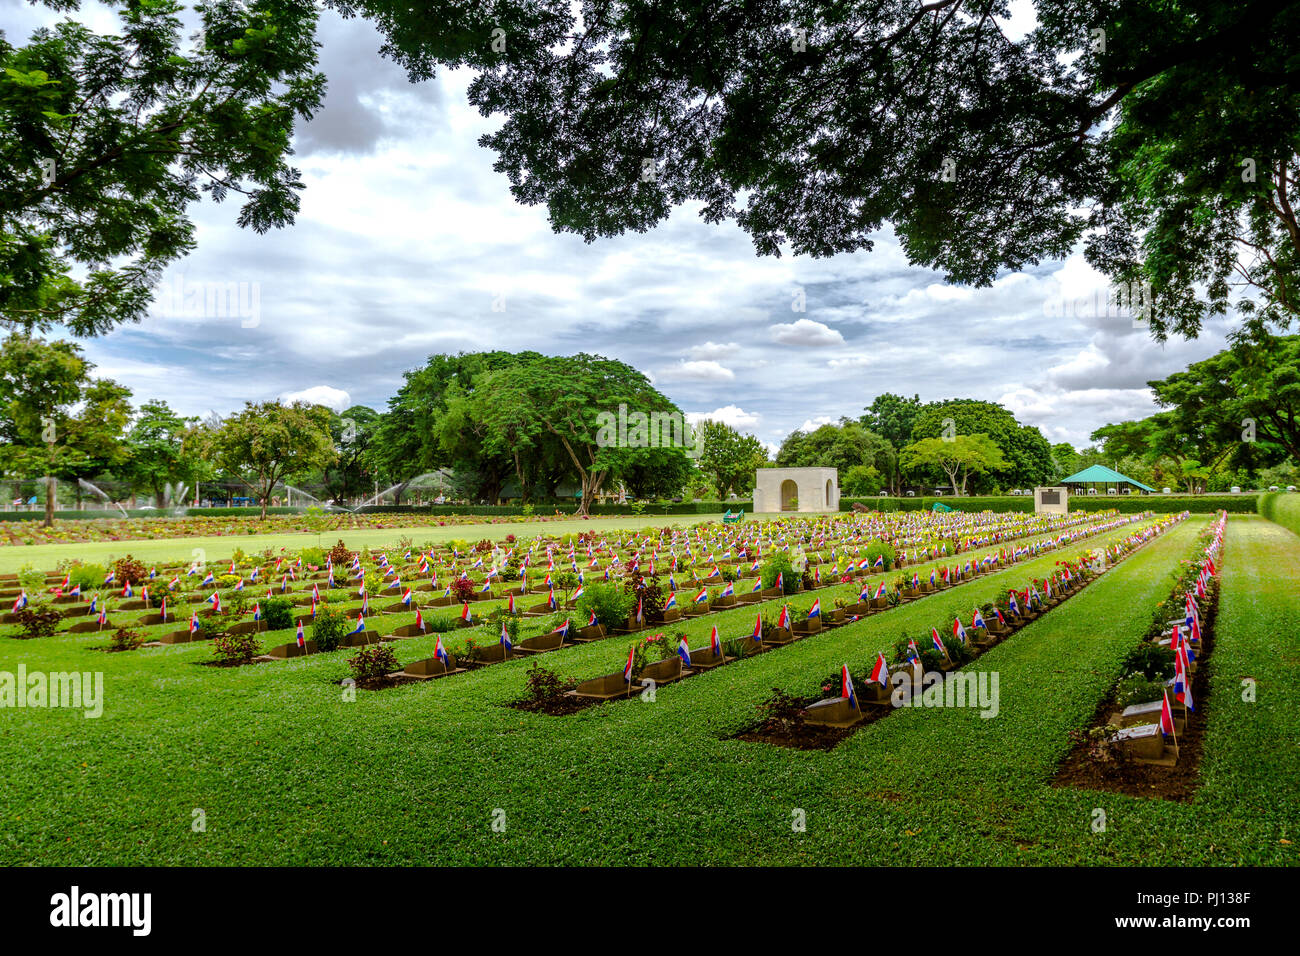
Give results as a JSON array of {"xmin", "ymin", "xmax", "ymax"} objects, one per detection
[
  {"xmin": 0, "ymin": 514, "xmax": 727, "ymax": 575},
  {"xmin": 3, "ymin": 515, "xmax": 1297, "ymax": 866}
]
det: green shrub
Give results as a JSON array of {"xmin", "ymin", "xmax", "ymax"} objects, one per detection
[
  {"xmin": 16, "ymin": 564, "xmax": 44, "ymax": 593},
  {"xmin": 348, "ymin": 644, "xmax": 399, "ymax": 682},
  {"xmin": 67, "ymin": 563, "xmax": 106, "ymax": 592},
  {"xmin": 520, "ymin": 662, "xmax": 570, "ymax": 704},
  {"xmin": 576, "ymin": 582, "xmax": 633, "ymax": 629},
  {"xmin": 942, "ymin": 635, "xmax": 975, "ymax": 666},
  {"xmin": 760, "ymin": 553, "xmax": 799, "ymax": 594},
  {"xmin": 863, "ymin": 538, "xmax": 895, "ymax": 571},
  {"xmin": 262, "ymin": 596, "xmax": 295, "ymax": 631},
  {"xmin": 109, "ymin": 627, "xmax": 145, "ymax": 652},
  {"xmin": 841, "ymin": 493, "xmax": 1258, "ymax": 515},
  {"xmin": 111, "ymin": 555, "xmax": 148, "ymax": 587},
  {"xmin": 299, "ymin": 546, "xmax": 326, "ymax": 567},
  {"xmin": 1259, "ymin": 491, "xmax": 1300, "ymax": 537},
  {"xmin": 313, "ymin": 604, "xmax": 349, "ymax": 652},
  {"xmin": 11, "ymin": 605, "xmax": 61, "ymax": 639},
  {"xmin": 1121, "ymin": 643, "xmax": 1176, "ymax": 681},
  {"xmin": 1114, "ymin": 673, "xmax": 1168, "ymax": 709},
  {"xmin": 212, "ymin": 630, "xmax": 261, "ymax": 664}
]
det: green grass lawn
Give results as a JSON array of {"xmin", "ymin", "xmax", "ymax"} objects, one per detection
[{"xmin": 2, "ymin": 514, "xmax": 1295, "ymax": 865}]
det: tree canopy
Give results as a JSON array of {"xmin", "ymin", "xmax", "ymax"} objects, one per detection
[
  {"xmin": 696, "ymin": 419, "xmax": 768, "ymax": 498},
  {"xmin": 1, "ymin": 0, "xmax": 324, "ymax": 335},
  {"xmin": 203, "ymin": 400, "xmax": 336, "ymax": 518},
  {"xmin": 0, "ymin": 332, "xmax": 131, "ymax": 523},
  {"xmin": 1092, "ymin": 334, "xmax": 1300, "ymax": 492},
  {"xmin": 5, "ymin": 2, "xmax": 1297, "ymax": 339},
  {"xmin": 334, "ymin": 0, "xmax": 1300, "ymax": 339},
  {"xmin": 900, "ymin": 433, "xmax": 1008, "ymax": 495},
  {"xmin": 909, "ymin": 399, "xmax": 1054, "ymax": 490}
]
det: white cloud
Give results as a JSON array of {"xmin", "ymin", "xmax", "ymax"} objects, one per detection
[
  {"xmin": 797, "ymin": 416, "xmax": 834, "ymax": 432},
  {"xmin": 658, "ymin": 360, "xmax": 735, "ymax": 381},
  {"xmin": 827, "ymin": 355, "xmax": 873, "ymax": 369},
  {"xmin": 686, "ymin": 404, "xmax": 762, "ymax": 429},
  {"xmin": 686, "ymin": 341, "xmax": 740, "ymax": 360},
  {"xmin": 48, "ymin": 4, "xmax": 1243, "ymax": 456},
  {"xmin": 281, "ymin": 385, "xmax": 352, "ymax": 412},
  {"xmin": 770, "ymin": 318, "xmax": 845, "ymax": 347}
]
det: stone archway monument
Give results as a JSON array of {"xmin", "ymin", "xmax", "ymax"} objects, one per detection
[{"xmin": 753, "ymin": 467, "xmax": 840, "ymax": 513}]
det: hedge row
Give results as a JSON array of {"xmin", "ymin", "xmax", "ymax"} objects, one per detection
[
  {"xmin": 839, "ymin": 494, "xmax": 1261, "ymax": 514},
  {"xmin": 1258, "ymin": 492, "xmax": 1300, "ymax": 537}
]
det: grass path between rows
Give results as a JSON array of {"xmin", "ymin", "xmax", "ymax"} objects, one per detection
[{"xmin": 0, "ymin": 516, "xmax": 1186, "ymax": 865}]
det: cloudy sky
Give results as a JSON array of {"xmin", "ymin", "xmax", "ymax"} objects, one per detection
[{"xmin": 12, "ymin": 1, "xmax": 1238, "ymax": 451}]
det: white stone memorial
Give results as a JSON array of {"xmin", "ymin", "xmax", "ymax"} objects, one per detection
[{"xmin": 753, "ymin": 467, "xmax": 839, "ymax": 513}]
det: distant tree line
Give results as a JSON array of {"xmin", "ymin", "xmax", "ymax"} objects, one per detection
[{"xmin": 4, "ymin": 334, "xmax": 1295, "ymax": 525}]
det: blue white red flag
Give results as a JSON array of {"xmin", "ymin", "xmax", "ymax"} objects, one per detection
[{"xmin": 869, "ymin": 653, "xmax": 889, "ymax": 686}]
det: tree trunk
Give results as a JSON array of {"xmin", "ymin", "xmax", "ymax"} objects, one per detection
[
  {"xmin": 44, "ymin": 476, "xmax": 55, "ymax": 528},
  {"xmin": 575, "ymin": 471, "xmax": 601, "ymax": 516}
]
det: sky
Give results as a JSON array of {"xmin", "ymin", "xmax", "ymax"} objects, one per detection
[{"xmin": 7, "ymin": 1, "xmax": 1239, "ymax": 453}]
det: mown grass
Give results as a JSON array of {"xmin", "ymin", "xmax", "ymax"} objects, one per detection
[{"xmin": 1, "ymin": 515, "xmax": 1294, "ymax": 865}]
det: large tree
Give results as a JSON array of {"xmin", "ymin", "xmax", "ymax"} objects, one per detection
[
  {"xmin": 1150, "ymin": 334, "xmax": 1300, "ymax": 464},
  {"xmin": 696, "ymin": 419, "xmax": 768, "ymax": 498},
  {"xmin": 900, "ymin": 433, "xmax": 1008, "ymax": 496},
  {"xmin": 203, "ymin": 400, "xmax": 336, "ymax": 518},
  {"xmin": 1, "ymin": 0, "xmax": 325, "ymax": 335},
  {"xmin": 475, "ymin": 353, "xmax": 689, "ymax": 515},
  {"xmin": 335, "ymin": 0, "xmax": 1300, "ymax": 339},
  {"xmin": 1092, "ymin": 334, "xmax": 1300, "ymax": 492},
  {"xmin": 125, "ymin": 399, "xmax": 201, "ymax": 507},
  {"xmin": 861, "ymin": 393, "xmax": 921, "ymax": 494},
  {"xmin": 0, "ymin": 332, "xmax": 130, "ymax": 524},
  {"xmin": 320, "ymin": 404, "xmax": 381, "ymax": 505},
  {"xmin": 369, "ymin": 351, "xmax": 540, "ymax": 502},
  {"xmin": 776, "ymin": 420, "xmax": 894, "ymax": 488},
  {"xmin": 59, "ymin": 377, "xmax": 133, "ymax": 504},
  {"xmin": 909, "ymin": 399, "xmax": 1052, "ymax": 490}
]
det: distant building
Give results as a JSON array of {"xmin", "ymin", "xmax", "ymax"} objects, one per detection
[{"xmin": 753, "ymin": 467, "xmax": 839, "ymax": 513}]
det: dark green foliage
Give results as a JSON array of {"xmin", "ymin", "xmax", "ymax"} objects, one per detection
[
  {"xmin": 1121, "ymin": 643, "xmax": 1176, "ymax": 681},
  {"xmin": 347, "ymin": 643, "xmax": 398, "ymax": 682},
  {"xmin": 760, "ymin": 553, "xmax": 798, "ymax": 594},
  {"xmin": 575, "ymin": 582, "xmax": 632, "ymax": 630},
  {"xmin": 312, "ymin": 604, "xmax": 348, "ymax": 653},
  {"xmin": 2, "ymin": 2, "xmax": 326, "ymax": 335},
  {"xmin": 1259, "ymin": 492, "xmax": 1300, "ymax": 538},
  {"xmin": 11, "ymin": 604, "xmax": 61, "ymax": 639},
  {"xmin": 262, "ymin": 596, "xmax": 295, "ymax": 632},
  {"xmin": 108, "ymin": 627, "xmax": 144, "ymax": 652},
  {"xmin": 211, "ymin": 630, "xmax": 261, "ymax": 665}
]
